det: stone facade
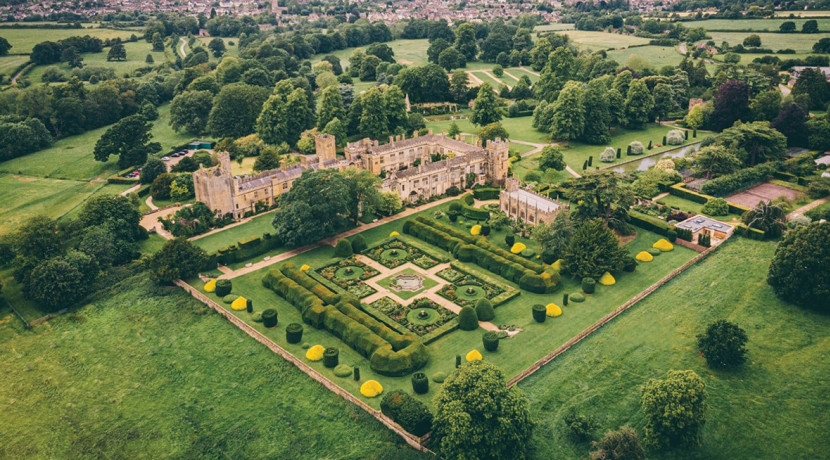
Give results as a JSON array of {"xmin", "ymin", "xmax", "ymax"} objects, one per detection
[
  {"xmin": 499, "ymin": 177, "xmax": 564, "ymax": 226},
  {"xmin": 194, "ymin": 132, "xmax": 510, "ymax": 218}
]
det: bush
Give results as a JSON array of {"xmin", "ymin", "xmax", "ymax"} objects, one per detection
[
  {"xmin": 334, "ymin": 239, "xmax": 353, "ymax": 257},
  {"xmin": 532, "ymin": 304, "xmax": 546, "ymax": 323},
  {"xmin": 807, "ymin": 178, "xmax": 830, "ymax": 199},
  {"xmin": 623, "ymin": 257, "xmax": 637, "ymax": 272},
  {"xmin": 700, "ymin": 162, "xmax": 777, "ymax": 197},
  {"xmin": 600, "ymin": 147, "xmax": 616, "ymax": 163},
  {"xmin": 564, "ymin": 409, "xmax": 598, "ymax": 442},
  {"xmin": 590, "ymin": 426, "xmax": 645, "ymax": 460},
  {"xmin": 701, "ymin": 198, "xmax": 729, "ymax": 216},
  {"xmin": 767, "ymin": 222, "xmax": 830, "ymax": 311},
  {"xmin": 262, "ymin": 308, "xmax": 278, "ymax": 328},
  {"xmin": 505, "ymin": 234, "xmax": 515, "ymax": 247},
  {"xmin": 286, "ymin": 322, "xmax": 304, "ymax": 343},
  {"xmin": 411, "ymin": 372, "xmax": 429, "ymax": 394},
  {"xmin": 666, "ymin": 130, "xmax": 685, "ymax": 145},
  {"xmin": 323, "ymin": 347, "xmax": 339, "ymax": 368},
  {"xmin": 351, "ymin": 234, "xmax": 368, "ymax": 253},
  {"xmin": 629, "ymin": 141, "xmax": 644, "ymax": 155},
  {"xmin": 697, "ymin": 320, "xmax": 748, "ymax": 369},
  {"xmin": 380, "ymin": 390, "xmax": 433, "ymax": 436},
  {"xmin": 433, "ymin": 371, "xmax": 447, "ymax": 383},
  {"xmin": 582, "ymin": 277, "xmax": 596, "ymax": 294},
  {"xmin": 480, "ymin": 225, "xmax": 491, "ymax": 236},
  {"xmin": 667, "ymin": 229, "xmax": 677, "ymax": 243},
  {"xmin": 474, "ymin": 299, "xmax": 495, "ymax": 321},
  {"xmin": 482, "ymin": 330, "xmax": 500, "ymax": 352},
  {"xmin": 458, "ymin": 306, "xmax": 479, "ymax": 330},
  {"xmin": 215, "ymin": 279, "xmax": 232, "ymax": 297},
  {"xmin": 570, "ymin": 292, "xmax": 585, "ymax": 302}
]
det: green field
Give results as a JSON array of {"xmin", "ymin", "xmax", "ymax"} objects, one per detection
[
  {"xmin": 0, "ymin": 27, "xmax": 137, "ymax": 53},
  {"xmin": 0, "ymin": 54, "xmax": 28, "ymax": 78},
  {"xmin": 0, "ymin": 274, "xmax": 424, "ymax": 459},
  {"xmin": 607, "ymin": 46, "xmax": 686, "ymax": 71},
  {"xmin": 535, "ymin": 23, "xmax": 576, "ymax": 32},
  {"xmin": 704, "ymin": 31, "xmax": 830, "ymax": 52},
  {"xmin": 425, "ymin": 114, "xmax": 551, "ymax": 145},
  {"xmin": 562, "ymin": 30, "xmax": 651, "ymax": 51},
  {"xmin": 520, "ymin": 238, "xmax": 830, "ymax": 459},
  {"xmin": 562, "ymin": 124, "xmax": 688, "ymax": 171},
  {"xmin": 655, "ymin": 194, "xmax": 743, "ymax": 223},
  {"xmin": 191, "ymin": 211, "xmax": 281, "ymax": 254},
  {"xmin": 681, "ymin": 18, "xmax": 830, "ymax": 31},
  {"xmin": 511, "ymin": 152, "xmax": 574, "ymax": 185},
  {"xmin": 27, "ymin": 40, "xmax": 172, "ymax": 83},
  {"xmin": 311, "ymin": 39, "xmax": 430, "ymax": 70}
]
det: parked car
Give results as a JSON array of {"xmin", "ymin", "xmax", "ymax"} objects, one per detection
[{"xmin": 162, "ymin": 156, "xmax": 170, "ymax": 161}]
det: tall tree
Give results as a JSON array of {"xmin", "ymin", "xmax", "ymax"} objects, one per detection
[
  {"xmin": 697, "ymin": 320, "xmax": 749, "ymax": 369},
  {"xmin": 693, "ymin": 145, "xmax": 742, "ymax": 179},
  {"xmin": 549, "ymin": 80, "xmax": 585, "ymax": 141},
  {"xmin": 93, "ymin": 114, "xmax": 160, "ymax": 168},
  {"xmin": 791, "ymin": 68, "xmax": 830, "ymax": 111},
  {"xmin": 208, "ymin": 38, "xmax": 226, "ymax": 58},
  {"xmin": 532, "ymin": 211, "xmax": 572, "ymax": 260},
  {"xmin": 624, "ymin": 79, "xmax": 654, "ymax": 129},
  {"xmin": 449, "ymin": 70, "xmax": 470, "ymax": 102},
  {"xmin": 642, "ymin": 370, "xmax": 707, "ymax": 448},
  {"xmin": 719, "ymin": 121, "xmax": 786, "ymax": 166},
  {"xmin": 271, "ymin": 169, "xmax": 352, "ymax": 247},
  {"xmin": 170, "ymin": 90, "xmax": 213, "ymax": 135},
  {"xmin": 742, "ymin": 200, "xmax": 788, "ymax": 238},
  {"xmin": 565, "ymin": 218, "xmax": 629, "ymax": 280},
  {"xmin": 107, "ymin": 41, "xmax": 127, "ymax": 61},
  {"xmin": 581, "ymin": 79, "xmax": 610, "ymax": 144},
  {"xmin": 208, "ymin": 83, "xmax": 270, "ymax": 138},
  {"xmin": 749, "ymin": 90, "xmax": 782, "ymax": 122},
  {"xmin": 770, "ymin": 103, "xmax": 808, "ymax": 147},
  {"xmin": 565, "ymin": 171, "xmax": 634, "ymax": 228},
  {"xmin": 471, "ymin": 83, "xmax": 504, "ymax": 126},
  {"xmin": 148, "ymin": 238, "xmax": 208, "ymax": 284},
  {"xmin": 358, "ymin": 88, "xmax": 389, "ymax": 139},
  {"xmin": 343, "ymin": 168, "xmax": 382, "ymax": 223},
  {"xmin": 256, "ymin": 81, "xmax": 312, "ymax": 147},
  {"xmin": 317, "ymin": 86, "xmax": 346, "ymax": 131},
  {"xmin": 712, "ymin": 80, "xmax": 750, "ymax": 131},
  {"xmin": 767, "ymin": 222, "xmax": 830, "ymax": 311},
  {"xmin": 651, "ymin": 83, "xmax": 674, "ymax": 123},
  {"xmin": 454, "ymin": 23, "xmax": 478, "ymax": 61},
  {"xmin": 427, "ymin": 38, "xmax": 451, "ymax": 64}
]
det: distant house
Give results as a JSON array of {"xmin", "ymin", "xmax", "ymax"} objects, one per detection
[
  {"xmin": 675, "ymin": 215, "xmax": 734, "ymax": 245},
  {"xmin": 791, "ymin": 66, "xmax": 830, "ymax": 81}
]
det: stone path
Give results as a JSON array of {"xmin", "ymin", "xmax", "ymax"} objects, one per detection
[
  {"xmin": 518, "ymin": 66, "xmax": 540, "ymax": 77},
  {"xmin": 120, "ymin": 183, "xmax": 142, "ymax": 196},
  {"xmin": 139, "ymin": 205, "xmax": 182, "ymax": 240},
  {"xmin": 145, "ymin": 195, "xmax": 158, "ymax": 211},
  {"xmin": 465, "ymin": 70, "xmax": 484, "ymax": 86},
  {"xmin": 502, "ymin": 70, "xmax": 521, "ymax": 82},
  {"xmin": 779, "ymin": 84, "xmax": 791, "ymax": 97},
  {"xmin": 787, "ymin": 197, "xmax": 828, "ymax": 220},
  {"xmin": 652, "ymin": 192, "xmax": 670, "ymax": 201}
]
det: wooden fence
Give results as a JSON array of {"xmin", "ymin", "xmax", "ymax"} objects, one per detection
[
  {"xmin": 506, "ymin": 242, "xmax": 718, "ymax": 387},
  {"xmin": 174, "ymin": 280, "xmax": 434, "ymax": 454}
]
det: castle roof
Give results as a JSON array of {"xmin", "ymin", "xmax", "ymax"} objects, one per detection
[
  {"xmin": 392, "ymin": 151, "xmax": 486, "ymax": 179},
  {"xmin": 501, "ymin": 187, "xmax": 562, "ymax": 213},
  {"xmin": 370, "ymin": 134, "xmax": 482, "ymax": 155}
]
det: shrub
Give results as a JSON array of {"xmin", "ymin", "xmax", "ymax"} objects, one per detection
[
  {"xmin": 483, "ymin": 331, "xmax": 500, "ymax": 352},
  {"xmin": 246, "ymin": 298, "xmax": 253, "ymax": 313},
  {"xmin": 697, "ymin": 320, "xmax": 748, "ymax": 369},
  {"xmin": 532, "ymin": 304, "xmax": 546, "ymax": 323},
  {"xmin": 590, "ymin": 426, "xmax": 645, "ymax": 460},
  {"xmin": 411, "ymin": 372, "xmax": 429, "ymax": 394},
  {"xmin": 474, "ymin": 298, "xmax": 495, "ymax": 321},
  {"xmin": 652, "ymin": 239, "xmax": 674, "ymax": 252},
  {"xmin": 636, "ymin": 251, "xmax": 654, "ymax": 262},
  {"xmin": 563, "ymin": 293, "xmax": 569, "ymax": 306},
  {"xmin": 262, "ymin": 308, "xmax": 278, "ymax": 327},
  {"xmin": 546, "ymin": 303, "xmax": 562, "ymax": 317},
  {"xmin": 323, "ymin": 347, "xmax": 339, "ymax": 368},
  {"xmin": 458, "ymin": 306, "xmax": 479, "ymax": 330},
  {"xmin": 807, "ymin": 178, "xmax": 830, "ymax": 199},
  {"xmin": 252, "ymin": 312, "xmax": 263, "ymax": 322},
  {"xmin": 432, "ymin": 372, "xmax": 447, "ymax": 383},
  {"xmin": 667, "ymin": 229, "xmax": 677, "ymax": 243},
  {"xmin": 286, "ymin": 322, "xmax": 304, "ymax": 343},
  {"xmin": 600, "ymin": 147, "xmax": 616, "ymax": 163},
  {"xmin": 582, "ymin": 277, "xmax": 596, "ymax": 294},
  {"xmin": 623, "ymin": 257, "xmax": 638, "ymax": 272},
  {"xmin": 480, "ymin": 225, "xmax": 491, "ymax": 236},
  {"xmin": 231, "ymin": 296, "xmax": 248, "ymax": 311},
  {"xmin": 570, "ymin": 292, "xmax": 585, "ymax": 302},
  {"xmin": 360, "ymin": 379, "xmax": 383, "ymax": 397},
  {"xmin": 629, "ymin": 141, "xmax": 644, "ymax": 155},
  {"xmin": 351, "ymin": 234, "xmax": 368, "ymax": 253},
  {"xmin": 666, "ymin": 129, "xmax": 685, "ymax": 145},
  {"xmin": 334, "ymin": 239, "xmax": 353, "ymax": 257},
  {"xmin": 564, "ymin": 409, "xmax": 598, "ymax": 442},
  {"xmin": 598, "ymin": 272, "xmax": 615, "ymax": 286},
  {"xmin": 510, "ymin": 242, "xmax": 527, "ymax": 254},
  {"xmin": 333, "ymin": 364, "xmax": 352, "ymax": 377},
  {"xmin": 701, "ymin": 198, "xmax": 729, "ymax": 216},
  {"xmin": 465, "ymin": 349, "xmax": 483, "ymax": 361},
  {"xmin": 380, "ymin": 390, "xmax": 433, "ymax": 436},
  {"xmin": 203, "ymin": 279, "xmax": 216, "ymax": 292},
  {"xmin": 215, "ymin": 279, "xmax": 232, "ymax": 296},
  {"xmin": 306, "ymin": 344, "xmax": 325, "ymax": 361},
  {"xmin": 222, "ymin": 294, "xmax": 238, "ymax": 304},
  {"xmin": 505, "ymin": 234, "xmax": 515, "ymax": 247}
]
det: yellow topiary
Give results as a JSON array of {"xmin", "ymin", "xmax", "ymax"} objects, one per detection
[
  {"xmin": 636, "ymin": 251, "xmax": 653, "ymax": 262},
  {"xmin": 552, "ymin": 259, "xmax": 563, "ymax": 272},
  {"xmin": 598, "ymin": 272, "xmax": 616, "ymax": 286},
  {"xmin": 360, "ymin": 380, "xmax": 383, "ymax": 398},
  {"xmin": 653, "ymin": 239, "xmax": 674, "ymax": 252},
  {"xmin": 300, "ymin": 264, "xmax": 310, "ymax": 271},
  {"xmin": 231, "ymin": 296, "xmax": 248, "ymax": 310},
  {"xmin": 470, "ymin": 224, "xmax": 481, "ymax": 236},
  {"xmin": 546, "ymin": 303, "xmax": 562, "ymax": 317},
  {"xmin": 306, "ymin": 345, "xmax": 325, "ymax": 361},
  {"xmin": 389, "ymin": 231, "xmax": 400, "ymax": 237},
  {"xmin": 510, "ymin": 242, "xmax": 527, "ymax": 254},
  {"xmin": 466, "ymin": 349, "xmax": 483, "ymax": 362},
  {"xmin": 203, "ymin": 279, "xmax": 216, "ymax": 293}
]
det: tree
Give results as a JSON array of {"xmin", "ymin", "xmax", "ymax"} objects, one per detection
[
  {"xmin": 742, "ymin": 200, "xmax": 787, "ymax": 238},
  {"xmin": 478, "ymin": 122, "xmax": 509, "ymax": 142},
  {"xmin": 471, "ymin": 83, "xmax": 504, "ymax": 126},
  {"xmin": 377, "ymin": 191, "xmax": 402, "ymax": 216},
  {"xmin": 749, "ymin": 90, "xmax": 782, "ymax": 122},
  {"xmin": 590, "ymin": 426, "xmax": 645, "ymax": 460},
  {"xmin": 581, "ymin": 79, "xmax": 611, "ymax": 144},
  {"xmin": 742, "ymin": 34, "xmax": 761, "ymax": 47},
  {"xmin": 151, "ymin": 32, "xmax": 164, "ymax": 52},
  {"xmin": 208, "ymin": 38, "xmax": 226, "ymax": 58},
  {"xmin": 357, "ymin": 88, "xmax": 389, "ymax": 139},
  {"xmin": 719, "ymin": 121, "xmax": 786, "ymax": 166},
  {"xmin": 539, "ymin": 145, "xmax": 565, "ymax": 171},
  {"xmin": 27, "ymin": 256, "xmax": 88, "ymax": 311},
  {"xmin": 802, "ymin": 19, "xmax": 819, "ymax": 33},
  {"xmin": 107, "ymin": 41, "xmax": 127, "ymax": 61},
  {"xmin": 565, "ymin": 171, "xmax": 634, "ymax": 228},
  {"xmin": 447, "ymin": 121, "xmax": 461, "ymax": 138},
  {"xmin": 145, "ymin": 53, "xmax": 155, "ymax": 65},
  {"xmin": 271, "ymin": 169, "xmax": 352, "ymax": 247},
  {"xmin": 624, "ymin": 79, "xmax": 654, "ymax": 129},
  {"xmin": 0, "ymin": 36, "xmax": 11, "ymax": 56},
  {"xmin": 427, "ymin": 38, "xmax": 451, "ymax": 64},
  {"xmin": 813, "ymin": 37, "xmax": 830, "ymax": 53},
  {"xmin": 564, "ymin": 218, "xmax": 629, "ymax": 280},
  {"xmin": 93, "ymin": 114, "xmax": 161, "ymax": 168},
  {"xmin": 779, "ymin": 21, "xmax": 796, "ymax": 33},
  {"xmin": 767, "ymin": 222, "xmax": 830, "ymax": 310},
  {"xmin": 433, "ymin": 361, "xmax": 532, "ymax": 460},
  {"xmin": 148, "ymin": 238, "xmax": 209, "ymax": 284},
  {"xmin": 449, "ymin": 70, "xmax": 470, "ymax": 102},
  {"xmin": 641, "ymin": 370, "xmax": 707, "ymax": 448},
  {"xmin": 343, "ymin": 167, "xmax": 382, "ymax": 224},
  {"xmin": 549, "ymin": 80, "xmax": 585, "ymax": 141},
  {"xmin": 771, "ymin": 103, "xmax": 808, "ymax": 147},
  {"xmin": 317, "ymin": 86, "xmax": 346, "ymax": 130},
  {"xmin": 454, "ymin": 23, "xmax": 478, "ymax": 61},
  {"xmin": 78, "ymin": 194, "xmax": 143, "ymax": 243},
  {"xmin": 807, "ymin": 118, "xmax": 830, "ymax": 151},
  {"xmin": 651, "ymin": 83, "xmax": 674, "ymax": 123},
  {"xmin": 170, "ymin": 90, "xmax": 213, "ymax": 135},
  {"xmin": 697, "ymin": 320, "xmax": 749, "ymax": 369},
  {"xmin": 208, "ymin": 83, "xmax": 270, "ymax": 138},
  {"xmin": 383, "ymin": 85, "xmax": 409, "ymax": 134},
  {"xmin": 693, "ymin": 145, "xmax": 741, "ymax": 179},
  {"xmin": 253, "ymin": 142, "xmax": 287, "ymax": 172},
  {"xmin": 712, "ymin": 80, "xmax": 750, "ymax": 131},
  {"xmin": 438, "ymin": 47, "xmax": 466, "ymax": 71},
  {"xmin": 791, "ymin": 67, "xmax": 830, "ymax": 111},
  {"xmin": 8, "ymin": 216, "xmax": 61, "ymax": 263},
  {"xmin": 532, "ymin": 211, "xmax": 572, "ymax": 260},
  {"xmin": 31, "ymin": 41, "xmax": 62, "ymax": 65}
]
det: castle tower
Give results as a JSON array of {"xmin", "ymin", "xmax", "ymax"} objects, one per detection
[
  {"xmin": 485, "ymin": 137, "xmax": 510, "ymax": 184},
  {"xmin": 315, "ymin": 133, "xmax": 337, "ymax": 164},
  {"xmin": 193, "ymin": 151, "xmax": 235, "ymax": 217}
]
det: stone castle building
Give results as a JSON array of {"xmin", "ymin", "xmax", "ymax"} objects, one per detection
[
  {"xmin": 499, "ymin": 177, "xmax": 564, "ymax": 226},
  {"xmin": 193, "ymin": 131, "xmax": 510, "ymax": 218}
]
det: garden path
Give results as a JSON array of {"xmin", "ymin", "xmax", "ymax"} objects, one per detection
[
  {"xmin": 502, "ymin": 70, "xmax": 521, "ymax": 82},
  {"xmin": 480, "ymin": 70, "xmax": 512, "ymax": 90},
  {"xmin": 145, "ymin": 195, "xmax": 158, "ymax": 211},
  {"xmin": 464, "ymin": 70, "xmax": 484, "ymax": 86},
  {"xmin": 178, "ymin": 37, "xmax": 188, "ymax": 58},
  {"xmin": 139, "ymin": 205, "xmax": 182, "ymax": 240},
  {"xmin": 779, "ymin": 84, "xmax": 791, "ymax": 97},
  {"xmin": 787, "ymin": 196, "xmax": 829, "ymax": 220},
  {"xmin": 518, "ymin": 66, "xmax": 540, "ymax": 77},
  {"xmin": 120, "ymin": 183, "xmax": 142, "ymax": 196}
]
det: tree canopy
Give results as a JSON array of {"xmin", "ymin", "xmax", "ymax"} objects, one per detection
[
  {"xmin": 767, "ymin": 222, "xmax": 830, "ymax": 311},
  {"xmin": 93, "ymin": 114, "xmax": 161, "ymax": 168}
]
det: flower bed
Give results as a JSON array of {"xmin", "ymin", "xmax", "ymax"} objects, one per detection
[
  {"xmin": 436, "ymin": 268, "xmax": 506, "ymax": 309},
  {"xmin": 316, "ymin": 258, "xmax": 379, "ymax": 298},
  {"xmin": 365, "ymin": 238, "xmax": 438, "ymax": 269},
  {"xmin": 366, "ymin": 297, "xmax": 457, "ymax": 338}
]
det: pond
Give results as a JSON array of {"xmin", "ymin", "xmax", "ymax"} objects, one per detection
[{"xmin": 612, "ymin": 142, "xmax": 702, "ymax": 173}]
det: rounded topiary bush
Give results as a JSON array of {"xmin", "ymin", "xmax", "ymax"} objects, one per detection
[
  {"xmin": 532, "ymin": 304, "xmax": 546, "ymax": 323},
  {"xmin": 600, "ymin": 147, "xmax": 616, "ymax": 163},
  {"xmin": 351, "ymin": 234, "xmax": 368, "ymax": 253},
  {"xmin": 480, "ymin": 225, "xmax": 491, "ymax": 236},
  {"xmin": 475, "ymin": 299, "xmax": 495, "ymax": 322},
  {"xmin": 521, "ymin": 249, "xmax": 536, "ymax": 258},
  {"xmin": 334, "ymin": 239, "xmax": 353, "ymax": 257},
  {"xmin": 323, "ymin": 347, "xmax": 339, "ymax": 368},
  {"xmin": 483, "ymin": 331, "xmax": 500, "ymax": 352},
  {"xmin": 251, "ymin": 312, "xmax": 263, "ymax": 322},
  {"xmin": 432, "ymin": 371, "xmax": 447, "ymax": 383},
  {"xmin": 411, "ymin": 372, "xmax": 429, "ymax": 394},
  {"xmin": 458, "ymin": 306, "xmax": 479, "ymax": 330},
  {"xmin": 582, "ymin": 277, "xmax": 596, "ymax": 294},
  {"xmin": 262, "ymin": 308, "xmax": 278, "ymax": 328},
  {"xmin": 286, "ymin": 322, "xmax": 304, "ymax": 344},
  {"xmin": 222, "ymin": 294, "xmax": 239, "ymax": 304},
  {"xmin": 570, "ymin": 292, "xmax": 585, "ymax": 302},
  {"xmin": 666, "ymin": 129, "xmax": 685, "ymax": 145},
  {"xmin": 647, "ymin": 247, "xmax": 662, "ymax": 256},
  {"xmin": 629, "ymin": 141, "xmax": 644, "ymax": 155},
  {"xmin": 215, "ymin": 279, "xmax": 232, "ymax": 297},
  {"xmin": 333, "ymin": 364, "xmax": 352, "ymax": 377}
]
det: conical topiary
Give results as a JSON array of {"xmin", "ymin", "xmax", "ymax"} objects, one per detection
[
  {"xmin": 458, "ymin": 306, "xmax": 479, "ymax": 330},
  {"xmin": 475, "ymin": 299, "xmax": 495, "ymax": 322}
]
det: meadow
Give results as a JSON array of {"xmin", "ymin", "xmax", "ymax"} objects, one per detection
[
  {"xmin": 704, "ymin": 31, "xmax": 830, "ymax": 52},
  {"xmin": 26, "ymin": 40, "xmax": 172, "ymax": 83},
  {"xmin": 560, "ymin": 30, "xmax": 651, "ymax": 51},
  {"xmin": 607, "ymin": 46, "xmax": 687, "ymax": 71},
  {"xmin": 0, "ymin": 54, "xmax": 28, "ymax": 77},
  {"xmin": 311, "ymin": 39, "xmax": 430, "ymax": 70},
  {"xmin": 520, "ymin": 238, "xmax": 830, "ymax": 459},
  {"xmin": 0, "ymin": 26, "xmax": 137, "ymax": 53},
  {"xmin": 681, "ymin": 18, "xmax": 830, "ymax": 31},
  {"xmin": 0, "ymin": 274, "xmax": 426, "ymax": 459}
]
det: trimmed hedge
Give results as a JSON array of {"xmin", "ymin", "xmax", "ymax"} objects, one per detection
[
  {"xmin": 532, "ymin": 304, "xmax": 546, "ymax": 323},
  {"xmin": 475, "ymin": 299, "xmax": 495, "ymax": 321},
  {"xmin": 286, "ymin": 323, "xmax": 304, "ymax": 343},
  {"xmin": 669, "ymin": 183, "xmax": 708, "ymax": 204},
  {"xmin": 457, "ymin": 194, "xmax": 489, "ymax": 221},
  {"xmin": 472, "ymin": 187, "xmax": 500, "ymax": 200},
  {"xmin": 323, "ymin": 347, "xmax": 339, "ymax": 368},
  {"xmin": 483, "ymin": 331, "xmax": 500, "ymax": 352},
  {"xmin": 735, "ymin": 223, "xmax": 767, "ymax": 240},
  {"xmin": 262, "ymin": 309, "xmax": 278, "ymax": 328},
  {"xmin": 334, "ymin": 239, "xmax": 353, "ymax": 257},
  {"xmin": 628, "ymin": 210, "xmax": 673, "ymax": 236},
  {"xmin": 215, "ymin": 279, "xmax": 232, "ymax": 297},
  {"xmin": 216, "ymin": 233, "xmax": 282, "ymax": 265},
  {"xmin": 582, "ymin": 277, "xmax": 596, "ymax": 294},
  {"xmin": 380, "ymin": 390, "xmax": 433, "ymax": 436},
  {"xmin": 700, "ymin": 162, "xmax": 778, "ymax": 197},
  {"xmin": 411, "ymin": 372, "xmax": 429, "ymax": 394},
  {"xmin": 458, "ymin": 306, "xmax": 479, "ymax": 330}
]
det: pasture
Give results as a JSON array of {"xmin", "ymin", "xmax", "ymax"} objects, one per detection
[
  {"xmin": 560, "ymin": 30, "xmax": 651, "ymax": 51},
  {"xmin": 681, "ymin": 18, "xmax": 830, "ymax": 31},
  {"xmin": 0, "ymin": 27, "xmax": 137, "ymax": 53},
  {"xmin": 704, "ymin": 31, "xmax": 830, "ymax": 52}
]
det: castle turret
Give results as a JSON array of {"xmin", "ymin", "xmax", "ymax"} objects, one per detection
[
  {"xmin": 193, "ymin": 151, "xmax": 235, "ymax": 217},
  {"xmin": 485, "ymin": 137, "xmax": 510, "ymax": 184},
  {"xmin": 315, "ymin": 133, "xmax": 336, "ymax": 165}
]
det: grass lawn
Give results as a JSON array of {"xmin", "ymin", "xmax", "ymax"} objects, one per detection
[
  {"xmin": 561, "ymin": 30, "xmax": 651, "ymax": 51},
  {"xmin": 426, "ymin": 114, "xmax": 551, "ymax": 145},
  {"xmin": 191, "ymin": 211, "xmax": 280, "ymax": 254},
  {"xmin": 471, "ymin": 70, "xmax": 509, "ymax": 89},
  {"xmin": 704, "ymin": 31, "xmax": 830, "ymax": 52},
  {"xmin": 311, "ymin": 39, "xmax": 429, "ymax": 70},
  {"xmin": 655, "ymin": 194, "xmax": 743, "ymax": 223},
  {"xmin": 681, "ymin": 18, "xmax": 830, "ymax": 31},
  {"xmin": 508, "ymin": 67, "xmax": 540, "ymax": 83},
  {"xmin": 607, "ymin": 46, "xmax": 686, "ymax": 71},
  {"xmin": 535, "ymin": 23, "xmax": 576, "ymax": 32},
  {"xmin": 376, "ymin": 267, "xmax": 439, "ymax": 301},
  {"xmin": 511, "ymin": 152, "xmax": 573, "ymax": 186},
  {"xmin": 0, "ymin": 274, "xmax": 425, "ymax": 459},
  {"xmin": 193, "ymin": 200, "xmax": 697, "ymax": 410},
  {"xmin": 519, "ymin": 238, "xmax": 830, "ymax": 459},
  {"xmin": 562, "ymin": 124, "xmax": 691, "ymax": 171},
  {"xmin": 27, "ymin": 40, "xmax": 172, "ymax": 83},
  {"xmin": 0, "ymin": 54, "xmax": 28, "ymax": 77},
  {"xmin": 0, "ymin": 27, "xmax": 136, "ymax": 53},
  {"xmin": 138, "ymin": 232, "xmax": 167, "ymax": 256}
]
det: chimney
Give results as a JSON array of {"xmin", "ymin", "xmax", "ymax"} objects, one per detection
[
  {"xmin": 413, "ymin": 130, "xmax": 419, "ymax": 138},
  {"xmin": 389, "ymin": 135, "xmax": 394, "ymax": 144}
]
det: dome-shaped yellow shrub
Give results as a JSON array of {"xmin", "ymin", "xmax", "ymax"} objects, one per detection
[
  {"xmin": 231, "ymin": 296, "xmax": 248, "ymax": 310},
  {"xmin": 360, "ymin": 380, "xmax": 383, "ymax": 398},
  {"xmin": 551, "ymin": 259, "xmax": 563, "ymax": 272},
  {"xmin": 203, "ymin": 279, "xmax": 216, "ymax": 292},
  {"xmin": 510, "ymin": 242, "xmax": 527, "ymax": 254},
  {"xmin": 306, "ymin": 345, "xmax": 325, "ymax": 361},
  {"xmin": 636, "ymin": 251, "xmax": 654, "ymax": 262},
  {"xmin": 300, "ymin": 264, "xmax": 310, "ymax": 271},
  {"xmin": 470, "ymin": 224, "xmax": 481, "ymax": 236},
  {"xmin": 389, "ymin": 231, "xmax": 400, "ymax": 237},
  {"xmin": 466, "ymin": 349, "xmax": 483, "ymax": 362},
  {"xmin": 546, "ymin": 303, "xmax": 562, "ymax": 317},
  {"xmin": 653, "ymin": 239, "xmax": 674, "ymax": 252},
  {"xmin": 599, "ymin": 272, "xmax": 616, "ymax": 286}
]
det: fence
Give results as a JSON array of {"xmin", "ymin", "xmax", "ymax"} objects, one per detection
[
  {"xmin": 174, "ymin": 280, "xmax": 434, "ymax": 454},
  {"xmin": 506, "ymin": 242, "xmax": 719, "ymax": 387}
]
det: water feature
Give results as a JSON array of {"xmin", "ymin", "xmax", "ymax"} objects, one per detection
[
  {"xmin": 391, "ymin": 273, "xmax": 424, "ymax": 291},
  {"xmin": 612, "ymin": 142, "xmax": 702, "ymax": 173}
]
